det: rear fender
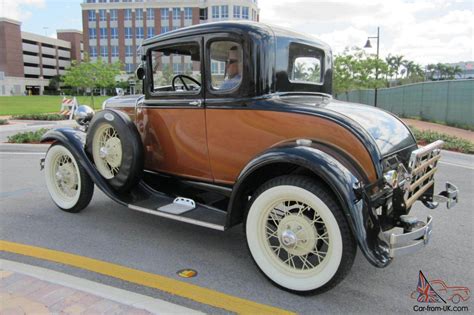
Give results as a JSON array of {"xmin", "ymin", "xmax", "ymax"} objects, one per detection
[
  {"xmin": 229, "ymin": 145, "xmax": 391, "ymax": 267},
  {"xmin": 40, "ymin": 128, "xmax": 127, "ymax": 206}
]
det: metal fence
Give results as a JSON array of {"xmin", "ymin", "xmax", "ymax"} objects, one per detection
[{"xmin": 335, "ymin": 80, "xmax": 474, "ymax": 127}]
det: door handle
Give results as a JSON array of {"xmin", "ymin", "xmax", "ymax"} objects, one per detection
[{"xmin": 189, "ymin": 100, "xmax": 202, "ymax": 107}]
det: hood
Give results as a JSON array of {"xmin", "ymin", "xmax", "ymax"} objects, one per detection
[
  {"xmin": 102, "ymin": 95, "xmax": 144, "ymax": 109},
  {"xmin": 277, "ymin": 95, "xmax": 416, "ymax": 157}
]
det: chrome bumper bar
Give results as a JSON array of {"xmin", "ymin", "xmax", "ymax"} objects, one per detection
[
  {"xmin": 384, "ymin": 216, "xmax": 433, "ymax": 257},
  {"xmin": 405, "ymin": 140, "xmax": 459, "ymax": 209}
]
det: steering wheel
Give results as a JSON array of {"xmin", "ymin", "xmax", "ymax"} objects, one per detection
[{"xmin": 171, "ymin": 75, "xmax": 201, "ymax": 91}]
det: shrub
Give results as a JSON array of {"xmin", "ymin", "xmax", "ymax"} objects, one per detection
[
  {"xmin": 411, "ymin": 127, "xmax": 474, "ymax": 154},
  {"xmin": 11, "ymin": 113, "xmax": 67, "ymax": 121},
  {"xmin": 7, "ymin": 128, "xmax": 50, "ymax": 143},
  {"xmin": 0, "ymin": 119, "xmax": 8, "ymax": 125}
]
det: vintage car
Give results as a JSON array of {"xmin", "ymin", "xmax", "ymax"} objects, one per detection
[{"xmin": 40, "ymin": 21, "xmax": 458, "ymax": 294}]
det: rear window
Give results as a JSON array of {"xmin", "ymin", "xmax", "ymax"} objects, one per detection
[{"xmin": 288, "ymin": 43, "xmax": 322, "ymax": 85}]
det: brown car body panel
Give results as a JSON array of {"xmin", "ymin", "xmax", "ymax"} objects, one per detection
[
  {"xmin": 135, "ymin": 107, "xmax": 213, "ymax": 181},
  {"xmin": 130, "ymin": 105, "xmax": 376, "ymax": 185},
  {"xmin": 206, "ymin": 109, "xmax": 377, "ymax": 184}
]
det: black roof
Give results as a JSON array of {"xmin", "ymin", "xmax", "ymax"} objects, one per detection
[{"xmin": 141, "ymin": 21, "xmax": 330, "ymax": 51}]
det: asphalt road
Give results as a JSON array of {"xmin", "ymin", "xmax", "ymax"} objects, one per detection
[{"xmin": 1, "ymin": 144, "xmax": 472, "ymax": 314}]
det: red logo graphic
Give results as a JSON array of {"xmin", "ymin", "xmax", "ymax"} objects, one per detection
[{"xmin": 410, "ymin": 271, "xmax": 470, "ymax": 304}]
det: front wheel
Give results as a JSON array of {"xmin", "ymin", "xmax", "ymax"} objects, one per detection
[
  {"xmin": 44, "ymin": 144, "xmax": 94, "ymax": 213},
  {"xmin": 245, "ymin": 175, "xmax": 356, "ymax": 294}
]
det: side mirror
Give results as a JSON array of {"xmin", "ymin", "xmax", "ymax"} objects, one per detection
[{"xmin": 136, "ymin": 65, "xmax": 145, "ymax": 80}]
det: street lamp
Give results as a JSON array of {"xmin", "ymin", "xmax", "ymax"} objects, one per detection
[{"xmin": 364, "ymin": 27, "xmax": 380, "ymax": 107}]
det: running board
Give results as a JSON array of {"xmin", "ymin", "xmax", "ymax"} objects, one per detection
[{"xmin": 126, "ymin": 182, "xmax": 227, "ymax": 231}]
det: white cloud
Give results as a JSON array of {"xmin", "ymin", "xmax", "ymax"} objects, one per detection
[
  {"xmin": 0, "ymin": 0, "xmax": 45, "ymax": 22},
  {"xmin": 258, "ymin": 0, "xmax": 473, "ymax": 64}
]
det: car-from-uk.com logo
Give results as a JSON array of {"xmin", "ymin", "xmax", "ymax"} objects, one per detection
[{"xmin": 410, "ymin": 271, "xmax": 470, "ymax": 312}]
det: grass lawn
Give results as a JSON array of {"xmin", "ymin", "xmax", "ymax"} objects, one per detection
[{"xmin": 0, "ymin": 95, "xmax": 111, "ymax": 115}]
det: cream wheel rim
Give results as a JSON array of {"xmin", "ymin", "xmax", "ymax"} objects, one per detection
[
  {"xmin": 45, "ymin": 145, "xmax": 81, "ymax": 209},
  {"xmin": 92, "ymin": 124, "xmax": 122, "ymax": 179}
]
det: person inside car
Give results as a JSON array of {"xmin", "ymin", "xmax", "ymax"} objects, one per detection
[{"xmin": 220, "ymin": 46, "xmax": 242, "ymax": 90}]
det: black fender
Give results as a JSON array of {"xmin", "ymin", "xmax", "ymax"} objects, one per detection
[
  {"xmin": 228, "ymin": 145, "xmax": 391, "ymax": 268},
  {"xmin": 41, "ymin": 128, "xmax": 127, "ymax": 207}
]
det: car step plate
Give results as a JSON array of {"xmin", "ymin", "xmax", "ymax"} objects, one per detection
[{"xmin": 158, "ymin": 197, "xmax": 196, "ymax": 214}]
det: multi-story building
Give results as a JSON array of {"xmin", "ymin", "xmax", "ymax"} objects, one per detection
[
  {"xmin": 81, "ymin": 0, "xmax": 260, "ymax": 73},
  {"xmin": 0, "ymin": 18, "xmax": 83, "ymax": 95}
]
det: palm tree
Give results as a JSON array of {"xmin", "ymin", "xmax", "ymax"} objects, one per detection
[
  {"xmin": 402, "ymin": 60, "xmax": 415, "ymax": 78},
  {"xmin": 392, "ymin": 55, "xmax": 405, "ymax": 81},
  {"xmin": 435, "ymin": 63, "xmax": 447, "ymax": 80},
  {"xmin": 452, "ymin": 65, "xmax": 463, "ymax": 79}
]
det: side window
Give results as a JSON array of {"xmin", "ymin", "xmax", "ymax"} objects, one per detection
[
  {"xmin": 289, "ymin": 43, "xmax": 323, "ymax": 84},
  {"xmin": 150, "ymin": 43, "xmax": 201, "ymax": 93},
  {"xmin": 209, "ymin": 41, "xmax": 242, "ymax": 91}
]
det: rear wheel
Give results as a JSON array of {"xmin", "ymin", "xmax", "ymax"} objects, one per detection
[
  {"xmin": 44, "ymin": 144, "xmax": 94, "ymax": 213},
  {"xmin": 245, "ymin": 175, "xmax": 356, "ymax": 294}
]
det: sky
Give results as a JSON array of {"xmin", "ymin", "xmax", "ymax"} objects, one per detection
[{"xmin": 1, "ymin": 0, "xmax": 472, "ymax": 65}]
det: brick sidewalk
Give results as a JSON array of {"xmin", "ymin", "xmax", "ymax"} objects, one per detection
[{"xmin": 0, "ymin": 270, "xmax": 152, "ymax": 314}]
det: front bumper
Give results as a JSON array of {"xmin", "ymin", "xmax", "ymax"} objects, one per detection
[{"xmin": 384, "ymin": 216, "xmax": 433, "ymax": 257}]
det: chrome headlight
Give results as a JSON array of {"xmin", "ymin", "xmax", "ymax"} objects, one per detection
[
  {"xmin": 383, "ymin": 170, "xmax": 398, "ymax": 188},
  {"xmin": 73, "ymin": 105, "xmax": 95, "ymax": 126}
]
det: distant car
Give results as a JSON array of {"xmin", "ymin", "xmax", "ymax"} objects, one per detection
[
  {"xmin": 411, "ymin": 280, "xmax": 470, "ymax": 304},
  {"xmin": 40, "ymin": 21, "xmax": 458, "ymax": 294}
]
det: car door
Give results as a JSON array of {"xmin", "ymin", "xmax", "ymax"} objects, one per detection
[{"xmin": 136, "ymin": 36, "xmax": 213, "ymax": 181}]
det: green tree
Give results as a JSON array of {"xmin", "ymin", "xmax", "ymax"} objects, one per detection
[{"xmin": 62, "ymin": 56, "xmax": 121, "ymax": 108}]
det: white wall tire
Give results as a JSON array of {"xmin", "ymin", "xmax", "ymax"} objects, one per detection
[
  {"xmin": 44, "ymin": 144, "xmax": 94, "ymax": 213},
  {"xmin": 246, "ymin": 176, "xmax": 356, "ymax": 294}
]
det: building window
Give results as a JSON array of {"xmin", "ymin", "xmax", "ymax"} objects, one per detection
[
  {"xmin": 124, "ymin": 27, "xmax": 132, "ymax": 39},
  {"xmin": 161, "ymin": 26, "xmax": 169, "ymax": 33},
  {"xmin": 184, "ymin": 8, "xmax": 192, "ymax": 20},
  {"xmin": 98, "ymin": 0, "xmax": 106, "ymax": 3},
  {"xmin": 124, "ymin": 9, "xmax": 132, "ymax": 21},
  {"xmin": 200, "ymin": 8, "xmax": 208, "ymax": 20},
  {"xmin": 126, "ymin": 45, "xmax": 134, "ymax": 57},
  {"xmin": 173, "ymin": 8, "xmax": 180, "ymax": 20},
  {"xmin": 146, "ymin": 8, "xmax": 154, "ymax": 20},
  {"xmin": 212, "ymin": 6, "xmax": 219, "ymax": 19},
  {"xmin": 100, "ymin": 46, "xmax": 108, "ymax": 58},
  {"xmin": 161, "ymin": 8, "xmax": 169, "ymax": 20},
  {"xmin": 242, "ymin": 7, "xmax": 249, "ymax": 19},
  {"xmin": 88, "ymin": 10, "xmax": 96, "ymax": 22},
  {"xmin": 147, "ymin": 27, "xmax": 155, "ymax": 38},
  {"xmin": 136, "ymin": 27, "xmax": 144, "ymax": 39},
  {"xmin": 86, "ymin": 0, "xmax": 96, "ymax": 3},
  {"xmin": 136, "ymin": 10, "xmax": 143, "ymax": 21},
  {"xmin": 99, "ymin": 9, "xmax": 106, "ymax": 21},
  {"xmin": 233, "ymin": 6, "xmax": 241, "ymax": 18},
  {"xmin": 221, "ymin": 5, "xmax": 228, "ymax": 18},
  {"xmin": 125, "ymin": 63, "xmax": 134, "ymax": 73},
  {"xmin": 111, "ymin": 46, "xmax": 119, "ymax": 57},
  {"xmin": 100, "ymin": 28, "xmax": 107, "ymax": 39},
  {"xmin": 173, "ymin": 63, "xmax": 184, "ymax": 74},
  {"xmin": 172, "ymin": 26, "xmax": 179, "ymax": 31},
  {"xmin": 111, "ymin": 27, "xmax": 118, "ymax": 39},
  {"xmin": 110, "ymin": 9, "xmax": 117, "ymax": 21},
  {"xmin": 89, "ymin": 28, "xmax": 97, "ymax": 39},
  {"xmin": 89, "ymin": 46, "xmax": 97, "ymax": 57}
]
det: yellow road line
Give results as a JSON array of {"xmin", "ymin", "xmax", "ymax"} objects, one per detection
[{"xmin": 0, "ymin": 240, "xmax": 295, "ymax": 315}]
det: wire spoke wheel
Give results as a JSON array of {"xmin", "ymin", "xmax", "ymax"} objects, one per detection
[
  {"xmin": 92, "ymin": 123, "xmax": 123, "ymax": 179},
  {"xmin": 266, "ymin": 200, "xmax": 330, "ymax": 272},
  {"xmin": 246, "ymin": 176, "xmax": 355, "ymax": 294},
  {"xmin": 44, "ymin": 144, "xmax": 94, "ymax": 212}
]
